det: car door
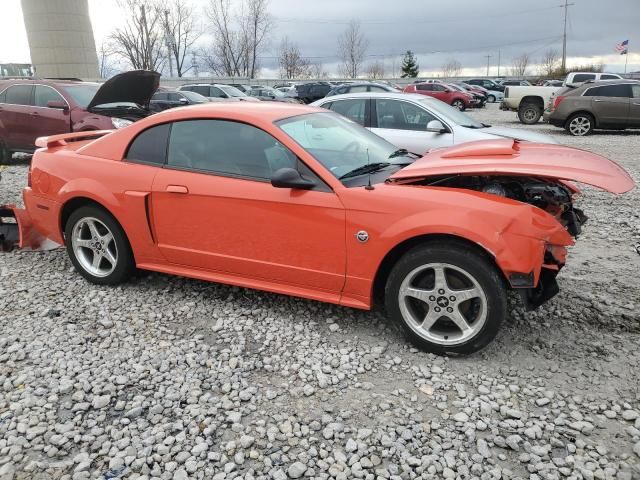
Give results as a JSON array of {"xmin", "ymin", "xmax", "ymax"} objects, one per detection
[
  {"xmin": 31, "ymin": 85, "xmax": 71, "ymax": 143},
  {"xmin": 1, "ymin": 85, "xmax": 34, "ymax": 150},
  {"xmin": 585, "ymin": 84, "xmax": 631, "ymax": 126},
  {"xmin": 150, "ymin": 119, "xmax": 346, "ymax": 292},
  {"xmin": 430, "ymin": 83, "xmax": 450, "ymax": 102},
  {"xmin": 370, "ymin": 98, "xmax": 454, "ymax": 154},
  {"xmin": 630, "ymin": 84, "xmax": 640, "ymax": 127}
]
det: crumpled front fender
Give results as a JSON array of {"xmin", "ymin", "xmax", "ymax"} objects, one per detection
[{"xmin": 0, "ymin": 205, "xmax": 60, "ymax": 251}]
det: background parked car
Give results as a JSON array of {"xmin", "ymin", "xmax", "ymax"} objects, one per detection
[
  {"xmin": 544, "ymin": 80, "xmax": 640, "ymax": 136},
  {"xmin": 150, "ymin": 90, "xmax": 209, "ymax": 112},
  {"xmin": 326, "ymin": 82, "xmax": 400, "ymax": 97},
  {"xmin": 178, "ymin": 83, "xmax": 259, "ymax": 102},
  {"xmin": 247, "ymin": 86, "xmax": 299, "ymax": 103},
  {"xmin": 0, "ymin": 70, "xmax": 158, "ymax": 162},
  {"xmin": 542, "ymin": 80, "xmax": 564, "ymax": 87},
  {"xmin": 562, "ymin": 72, "xmax": 622, "ymax": 87},
  {"xmin": 500, "ymin": 83, "xmax": 561, "ymax": 124},
  {"xmin": 403, "ymin": 82, "xmax": 472, "ymax": 110},
  {"xmin": 295, "ymin": 82, "xmax": 332, "ymax": 103},
  {"xmin": 447, "ymin": 83, "xmax": 485, "ymax": 107},
  {"xmin": 466, "ymin": 78, "xmax": 505, "ymax": 92},
  {"xmin": 311, "ymin": 92, "xmax": 555, "ymax": 154},
  {"xmin": 228, "ymin": 84, "xmax": 253, "ymax": 93},
  {"xmin": 276, "ymin": 85, "xmax": 298, "ymax": 98}
]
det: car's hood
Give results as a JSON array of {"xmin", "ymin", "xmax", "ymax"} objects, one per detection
[
  {"xmin": 390, "ymin": 139, "xmax": 635, "ymax": 194},
  {"xmin": 87, "ymin": 70, "xmax": 160, "ymax": 110},
  {"xmin": 481, "ymin": 125, "xmax": 557, "ymax": 144}
]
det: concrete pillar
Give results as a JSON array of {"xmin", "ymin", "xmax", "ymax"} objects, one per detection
[{"xmin": 21, "ymin": 0, "xmax": 99, "ymax": 78}]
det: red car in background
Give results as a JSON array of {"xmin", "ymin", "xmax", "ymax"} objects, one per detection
[
  {"xmin": 403, "ymin": 82, "xmax": 474, "ymax": 110},
  {"xmin": 0, "ymin": 70, "xmax": 158, "ymax": 162}
]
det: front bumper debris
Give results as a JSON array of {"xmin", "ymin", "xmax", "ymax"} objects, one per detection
[{"xmin": 0, "ymin": 205, "xmax": 59, "ymax": 252}]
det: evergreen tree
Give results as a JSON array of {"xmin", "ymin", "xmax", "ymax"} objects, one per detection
[{"xmin": 400, "ymin": 50, "xmax": 419, "ymax": 78}]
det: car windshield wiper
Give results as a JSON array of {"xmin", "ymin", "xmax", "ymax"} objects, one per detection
[
  {"xmin": 339, "ymin": 162, "xmax": 392, "ymax": 180},
  {"xmin": 388, "ymin": 148, "xmax": 409, "ymax": 159}
]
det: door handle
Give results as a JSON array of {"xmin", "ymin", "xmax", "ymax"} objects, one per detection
[
  {"xmin": 633, "ymin": 102, "xmax": 640, "ymax": 106},
  {"xmin": 166, "ymin": 185, "xmax": 189, "ymax": 194},
  {"xmin": 32, "ymin": 111, "xmax": 40, "ymax": 115},
  {"xmin": 593, "ymin": 99, "xmax": 602, "ymax": 102}
]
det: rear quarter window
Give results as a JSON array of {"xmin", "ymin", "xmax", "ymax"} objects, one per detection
[
  {"xmin": 5, "ymin": 85, "xmax": 33, "ymax": 105},
  {"xmin": 125, "ymin": 123, "xmax": 171, "ymax": 165},
  {"xmin": 601, "ymin": 74, "xmax": 620, "ymax": 80}
]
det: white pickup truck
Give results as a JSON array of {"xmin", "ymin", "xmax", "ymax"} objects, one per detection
[{"xmin": 500, "ymin": 86, "xmax": 560, "ymax": 124}]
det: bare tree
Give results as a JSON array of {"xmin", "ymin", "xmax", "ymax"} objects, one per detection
[
  {"xmin": 538, "ymin": 48, "xmax": 560, "ymax": 77},
  {"xmin": 337, "ymin": 20, "xmax": 368, "ymax": 79},
  {"xmin": 110, "ymin": 0, "xmax": 166, "ymax": 71},
  {"xmin": 366, "ymin": 60, "xmax": 385, "ymax": 79},
  {"xmin": 510, "ymin": 53, "xmax": 530, "ymax": 77},
  {"xmin": 241, "ymin": 0, "xmax": 272, "ymax": 78},
  {"xmin": 163, "ymin": 0, "xmax": 201, "ymax": 77},
  {"xmin": 278, "ymin": 37, "xmax": 310, "ymax": 79},
  {"xmin": 98, "ymin": 41, "xmax": 119, "ymax": 78},
  {"xmin": 308, "ymin": 61, "xmax": 327, "ymax": 79},
  {"xmin": 440, "ymin": 58, "xmax": 462, "ymax": 78}
]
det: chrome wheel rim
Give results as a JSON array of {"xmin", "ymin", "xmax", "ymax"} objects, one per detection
[
  {"xmin": 487, "ymin": 95, "xmax": 495, "ymax": 103},
  {"xmin": 569, "ymin": 116, "xmax": 590, "ymax": 135},
  {"xmin": 523, "ymin": 108, "xmax": 538, "ymax": 121},
  {"xmin": 398, "ymin": 263, "xmax": 487, "ymax": 346},
  {"xmin": 453, "ymin": 100, "xmax": 464, "ymax": 110},
  {"xmin": 71, "ymin": 217, "xmax": 117, "ymax": 277}
]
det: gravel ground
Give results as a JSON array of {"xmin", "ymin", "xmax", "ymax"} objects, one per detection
[{"xmin": 1, "ymin": 104, "xmax": 639, "ymax": 480}]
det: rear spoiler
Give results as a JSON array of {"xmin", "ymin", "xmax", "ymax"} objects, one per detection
[{"xmin": 35, "ymin": 130, "xmax": 113, "ymax": 149}]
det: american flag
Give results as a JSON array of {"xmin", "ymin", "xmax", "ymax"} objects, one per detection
[{"xmin": 615, "ymin": 40, "xmax": 629, "ymax": 55}]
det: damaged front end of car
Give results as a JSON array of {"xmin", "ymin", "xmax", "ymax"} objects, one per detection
[{"xmin": 389, "ymin": 139, "xmax": 635, "ymax": 310}]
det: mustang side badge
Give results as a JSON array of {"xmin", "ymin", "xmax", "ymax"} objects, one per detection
[{"xmin": 356, "ymin": 231, "xmax": 369, "ymax": 243}]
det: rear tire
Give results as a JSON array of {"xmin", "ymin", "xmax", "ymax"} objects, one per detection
[
  {"xmin": 565, "ymin": 112, "xmax": 594, "ymax": 136},
  {"xmin": 64, "ymin": 205, "xmax": 134, "ymax": 285},
  {"xmin": 384, "ymin": 243, "xmax": 507, "ymax": 356},
  {"xmin": 518, "ymin": 102, "xmax": 542, "ymax": 124}
]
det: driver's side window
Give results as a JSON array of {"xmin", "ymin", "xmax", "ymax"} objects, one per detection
[
  {"xmin": 327, "ymin": 99, "xmax": 366, "ymax": 126},
  {"xmin": 375, "ymin": 100, "xmax": 436, "ymax": 131}
]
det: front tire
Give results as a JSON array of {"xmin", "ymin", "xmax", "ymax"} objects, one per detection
[
  {"xmin": 487, "ymin": 94, "xmax": 496, "ymax": 103},
  {"xmin": 452, "ymin": 99, "xmax": 466, "ymax": 111},
  {"xmin": 565, "ymin": 113, "xmax": 594, "ymax": 136},
  {"xmin": 384, "ymin": 243, "xmax": 507, "ymax": 356},
  {"xmin": 518, "ymin": 102, "xmax": 542, "ymax": 124},
  {"xmin": 64, "ymin": 205, "xmax": 134, "ymax": 285}
]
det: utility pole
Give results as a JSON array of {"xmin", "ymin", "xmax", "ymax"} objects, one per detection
[
  {"xmin": 164, "ymin": 9, "xmax": 174, "ymax": 78},
  {"xmin": 561, "ymin": 0, "xmax": 575, "ymax": 73},
  {"xmin": 497, "ymin": 49, "xmax": 501, "ymax": 77},
  {"xmin": 485, "ymin": 55, "xmax": 492, "ymax": 76}
]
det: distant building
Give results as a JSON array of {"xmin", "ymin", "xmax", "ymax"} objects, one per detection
[
  {"xmin": 21, "ymin": 0, "xmax": 98, "ymax": 78},
  {"xmin": 0, "ymin": 63, "xmax": 33, "ymax": 77}
]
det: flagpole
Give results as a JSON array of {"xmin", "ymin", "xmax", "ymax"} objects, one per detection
[{"xmin": 624, "ymin": 49, "xmax": 628, "ymax": 75}]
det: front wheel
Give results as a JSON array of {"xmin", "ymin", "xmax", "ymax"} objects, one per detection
[
  {"xmin": 451, "ymin": 99, "xmax": 466, "ymax": 111},
  {"xmin": 64, "ymin": 205, "xmax": 134, "ymax": 285},
  {"xmin": 385, "ymin": 243, "xmax": 507, "ymax": 355},
  {"xmin": 487, "ymin": 94, "xmax": 496, "ymax": 103}
]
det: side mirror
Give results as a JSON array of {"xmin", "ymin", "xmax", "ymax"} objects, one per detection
[
  {"xmin": 271, "ymin": 168, "xmax": 316, "ymax": 190},
  {"xmin": 178, "ymin": 97, "xmax": 189, "ymax": 104},
  {"xmin": 47, "ymin": 100, "xmax": 68, "ymax": 111},
  {"xmin": 426, "ymin": 120, "xmax": 447, "ymax": 133}
]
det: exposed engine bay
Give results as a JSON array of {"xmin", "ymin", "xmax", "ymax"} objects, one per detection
[{"xmin": 417, "ymin": 175, "xmax": 588, "ymax": 238}]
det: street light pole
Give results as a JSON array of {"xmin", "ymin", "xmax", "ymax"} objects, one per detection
[
  {"xmin": 561, "ymin": 0, "xmax": 575, "ymax": 73},
  {"xmin": 164, "ymin": 9, "xmax": 173, "ymax": 78},
  {"xmin": 485, "ymin": 55, "xmax": 492, "ymax": 76}
]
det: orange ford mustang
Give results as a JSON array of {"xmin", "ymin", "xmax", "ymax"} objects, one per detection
[{"xmin": 10, "ymin": 103, "xmax": 634, "ymax": 355}]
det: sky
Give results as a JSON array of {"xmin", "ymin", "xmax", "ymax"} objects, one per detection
[{"xmin": 1, "ymin": 0, "xmax": 638, "ymax": 78}]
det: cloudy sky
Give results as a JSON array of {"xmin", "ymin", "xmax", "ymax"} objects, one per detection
[{"xmin": 1, "ymin": 0, "xmax": 638, "ymax": 77}]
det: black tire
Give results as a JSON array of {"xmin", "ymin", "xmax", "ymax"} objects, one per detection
[
  {"xmin": 518, "ymin": 102, "xmax": 542, "ymax": 124},
  {"xmin": 64, "ymin": 205, "xmax": 134, "ymax": 285},
  {"xmin": 565, "ymin": 112, "xmax": 594, "ymax": 136},
  {"xmin": 384, "ymin": 243, "xmax": 507, "ymax": 356},
  {"xmin": 452, "ymin": 99, "xmax": 466, "ymax": 111},
  {"xmin": 487, "ymin": 94, "xmax": 496, "ymax": 103},
  {"xmin": 0, "ymin": 139, "xmax": 11, "ymax": 164}
]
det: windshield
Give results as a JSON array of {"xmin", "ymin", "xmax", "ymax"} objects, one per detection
[
  {"xmin": 277, "ymin": 112, "xmax": 409, "ymax": 180},
  {"xmin": 182, "ymin": 91, "xmax": 207, "ymax": 103},
  {"xmin": 62, "ymin": 84, "xmax": 99, "ymax": 107},
  {"xmin": 265, "ymin": 87, "xmax": 285, "ymax": 97},
  {"xmin": 219, "ymin": 85, "xmax": 246, "ymax": 97},
  {"xmin": 418, "ymin": 97, "xmax": 484, "ymax": 129}
]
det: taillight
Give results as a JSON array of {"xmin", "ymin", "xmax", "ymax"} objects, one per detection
[{"xmin": 552, "ymin": 95, "xmax": 565, "ymax": 111}]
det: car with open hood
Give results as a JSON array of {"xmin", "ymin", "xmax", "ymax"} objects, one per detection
[
  {"xmin": 312, "ymin": 92, "xmax": 555, "ymax": 154},
  {"xmin": 0, "ymin": 70, "xmax": 159, "ymax": 162},
  {"xmin": 2, "ymin": 102, "xmax": 634, "ymax": 356}
]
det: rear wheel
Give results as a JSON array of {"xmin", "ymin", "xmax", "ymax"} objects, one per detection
[
  {"xmin": 64, "ymin": 205, "xmax": 134, "ymax": 285},
  {"xmin": 565, "ymin": 113, "xmax": 594, "ymax": 136},
  {"xmin": 518, "ymin": 102, "xmax": 542, "ymax": 124},
  {"xmin": 452, "ymin": 99, "xmax": 466, "ymax": 111},
  {"xmin": 385, "ymin": 243, "xmax": 507, "ymax": 355}
]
